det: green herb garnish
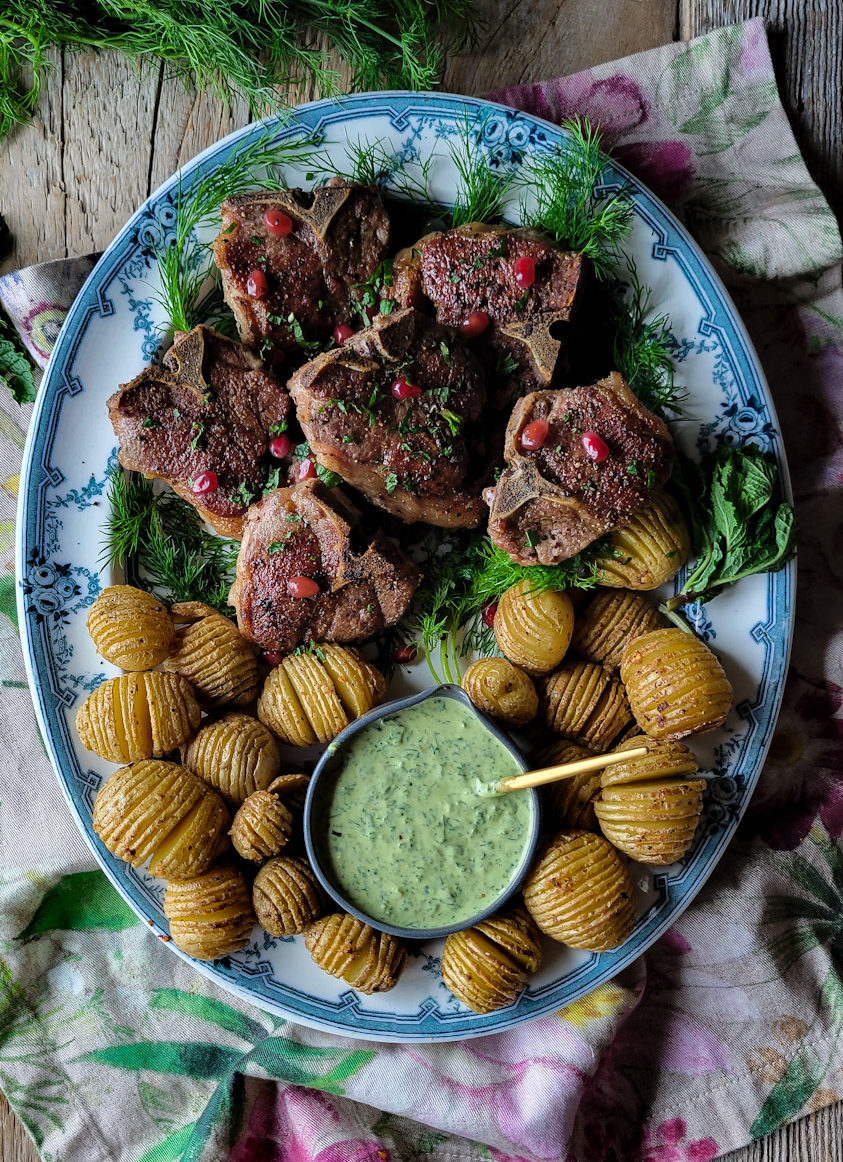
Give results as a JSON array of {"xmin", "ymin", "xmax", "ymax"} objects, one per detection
[
  {"xmin": 612, "ymin": 257, "xmax": 684, "ymax": 417},
  {"xmin": 384, "ymin": 471, "xmax": 399, "ymax": 494},
  {"xmin": 316, "ymin": 463, "xmax": 343, "ymax": 487}
]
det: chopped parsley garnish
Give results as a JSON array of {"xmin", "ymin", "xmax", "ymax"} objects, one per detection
[
  {"xmin": 341, "ymin": 435, "xmax": 355, "ymax": 444},
  {"xmin": 514, "ymin": 288, "xmax": 529, "ymax": 312},
  {"xmin": 449, "ymin": 271, "xmax": 461, "ymax": 284},
  {"xmin": 440, "ymin": 409, "xmax": 463, "ymax": 436},
  {"xmin": 294, "ymin": 441, "xmax": 310, "ymax": 460},
  {"xmin": 285, "ymin": 513, "xmax": 301, "ymax": 523},
  {"xmin": 222, "ymin": 222, "xmax": 237, "ymax": 235},
  {"xmin": 495, "ymin": 353, "xmax": 519, "ymax": 377},
  {"xmin": 385, "ymin": 471, "xmax": 399, "ymax": 494},
  {"xmin": 263, "ymin": 466, "xmax": 282, "ymax": 495},
  {"xmin": 646, "ymin": 469, "xmax": 657, "ymax": 490},
  {"xmin": 439, "ymin": 341, "xmax": 452, "ymax": 366},
  {"xmin": 268, "ymin": 421, "xmax": 288, "ymax": 435},
  {"xmin": 316, "ymin": 464, "xmax": 343, "ymax": 487},
  {"xmin": 525, "ymin": 529, "xmax": 539, "ymax": 548},
  {"xmin": 190, "ymin": 421, "xmax": 206, "ymax": 450},
  {"xmin": 627, "ymin": 460, "xmax": 638, "ymax": 476},
  {"xmin": 235, "ymin": 482, "xmax": 255, "ymax": 506},
  {"xmin": 141, "ymin": 417, "xmax": 160, "ymax": 429},
  {"xmin": 268, "ymin": 541, "xmax": 287, "ymax": 554}
]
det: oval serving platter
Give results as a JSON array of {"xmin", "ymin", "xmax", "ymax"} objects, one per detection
[{"xmin": 16, "ymin": 91, "xmax": 794, "ymax": 1043}]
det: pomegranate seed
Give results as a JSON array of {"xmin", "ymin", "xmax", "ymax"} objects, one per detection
[
  {"xmin": 191, "ymin": 470, "xmax": 217, "ymax": 495},
  {"xmin": 333, "ymin": 323, "xmax": 354, "ymax": 345},
  {"xmin": 287, "ymin": 576, "xmax": 320, "ymax": 598},
  {"xmin": 391, "ymin": 375, "xmax": 421, "ymax": 401},
  {"xmin": 521, "ymin": 418, "xmax": 549, "ymax": 450},
  {"xmin": 296, "ymin": 457, "xmax": 317, "ymax": 481},
  {"xmin": 246, "ymin": 269, "xmax": 268, "ymax": 298},
  {"xmin": 459, "ymin": 310, "xmax": 490, "ymax": 339},
  {"xmin": 482, "ymin": 601, "xmax": 498, "ymax": 628},
  {"xmin": 582, "ymin": 431, "xmax": 610, "ymax": 463},
  {"xmin": 263, "ymin": 208, "xmax": 293, "ymax": 236},
  {"xmin": 392, "ymin": 643, "xmax": 417, "ymax": 664},
  {"xmin": 363, "ymin": 304, "xmax": 378, "ymax": 323},
  {"xmin": 268, "ymin": 434, "xmax": 291, "ymax": 459},
  {"xmin": 514, "ymin": 255, "xmax": 536, "ymax": 288},
  {"xmin": 262, "ymin": 650, "xmax": 282, "ymax": 667}
]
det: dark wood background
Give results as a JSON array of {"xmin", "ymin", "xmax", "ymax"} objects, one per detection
[{"xmin": 1, "ymin": 1, "xmax": 841, "ymax": 1158}]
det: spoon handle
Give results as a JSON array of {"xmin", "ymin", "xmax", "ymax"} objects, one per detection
[{"xmin": 497, "ymin": 745, "xmax": 650, "ymax": 793}]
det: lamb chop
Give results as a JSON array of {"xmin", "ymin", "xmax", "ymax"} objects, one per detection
[
  {"xmin": 287, "ymin": 308, "xmax": 490, "ymax": 528},
  {"xmin": 389, "ymin": 223, "xmax": 585, "ymax": 403},
  {"xmin": 229, "ymin": 480, "xmax": 421, "ymax": 654},
  {"xmin": 484, "ymin": 372, "xmax": 674, "ymax": 565},
  {"xmin": 107, "ymin": 326, "xmax": 291, "ymax": 538},
  {"xmin": 212, "ymin": 178, "xmax": 390, "ymax": 357}
]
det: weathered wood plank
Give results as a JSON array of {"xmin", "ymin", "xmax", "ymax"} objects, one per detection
[
  {"xmin": 681, "ymin": 0, "xmax": 843, "ymax": 222},
  {"xmin": 0, "ymin": 1091, "xmax": 37, "ymax": 1162}
]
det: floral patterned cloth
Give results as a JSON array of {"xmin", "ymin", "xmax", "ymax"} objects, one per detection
[{"xmin": 1, "ymin": 17, "xmax": 842, "ymax": 1162}]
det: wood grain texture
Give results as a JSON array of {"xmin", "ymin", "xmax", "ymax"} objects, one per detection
[
  {"xmin": 1, "ymin": 2, "xmax": 842, "ymax": 1159},
  {"xmin": 681, "ymin": 0, "xmax": 843, "ymax": 223}
]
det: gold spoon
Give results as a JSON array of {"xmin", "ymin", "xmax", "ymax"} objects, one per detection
[{"xmin": 496, "ymin": 745, "xmax": 650, "ymax": 794}]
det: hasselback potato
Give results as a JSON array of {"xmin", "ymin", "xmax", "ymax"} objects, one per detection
[
  {"xmin": 441, "ymin": 906, "xmax": 543, "ymax": 1013},
  {"xmin": 594, "ymin": 777, "xmax": 707, "ymax": 864},
  {"xmin": 182, "ymin": 713, "xmax": 280, "ymax": 804},
  {"xmin": 572, "ymin": 589, "xmax": 665, "ymax": 673},
  {"xmin": 534, "ymin": 741, "xmax": 602, "ymax": 830},
  {"xmin": 523, "ymin": 830, "xmax": 636, "ymax": 950},
  {"xmin": 93, "ymin": 759, "xmax": 228, "ymax": 879},
  {"xmin": 230, "ymin": 789, "xmax": 294, "ymax": 861},
  {"xmin": 538, "ymin": 661, "xmax": 633, "ymax": 750},
  {"xmin": 593, "ymin": 492, "xmax": 690, "ymax": 589},
  {"xmin": 87, "ymin": 585, "xmax": 174, "ymax": 670},
  {"xmin": 257, "ymin": 646, "xmax": 385, "ymax": 747},
  {"xmin": 76, "ymin": 671, "xmax": 200, "ymax": 763},
  {"xmin": 164, "ymin": 601, "xmax": 259, "ymax": 707},
  {"xmin": 462, "ymin": 657, "xmax": 538, "ymax": 726},
  {"xmin": 252, "ymin": 856, "xmax": 323, "ymax": 936},
  {"xmin": 599, "ymin": 734, "xmax": 699, "ymax": 787},
  {"xmin": 620, "ymin": 628, "xmax": 733, "ymax": 739},
  {"xmin": 164, "ymin": 864, "xmax": 255, "ymax": 960},
  {"xmin": 494, "ymin": 581, "xmax": 574, "ymax": 676},
  {"xmin": 305, "ymin": 912, "xmax": 407, "ymax": 994}
]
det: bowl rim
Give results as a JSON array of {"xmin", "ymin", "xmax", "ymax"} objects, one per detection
[{"xmin": 303, "ymin": 682, "xmax": 541, "ymax": 940}]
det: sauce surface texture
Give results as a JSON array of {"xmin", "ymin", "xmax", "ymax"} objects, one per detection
[{"xmin": 320, "ymin": 695, "xmax": 533, "ymax": 929}]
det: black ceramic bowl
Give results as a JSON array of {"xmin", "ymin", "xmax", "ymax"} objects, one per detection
[{"xmin": 303, "ymin": 683, "xmax": 541, "ymax": 940}]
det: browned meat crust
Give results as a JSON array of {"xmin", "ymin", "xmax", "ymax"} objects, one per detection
[
  {"xmin": 107, "ymin": 326, "xmax": 291, "ymax": 538},
  {"xmin": 212, "ymin": 178, "xmax": 390, "ymax": 355},
  {"xmin": 287, "ymin": 308, "xmax": 491, "ymax": 528},
  {"xmin": 229, "ymin": 481, "xmax": 421, "ymax": 653},
  {"xmin": 484, "ymin": 372, "xmax": 674, "ymax": 565}
]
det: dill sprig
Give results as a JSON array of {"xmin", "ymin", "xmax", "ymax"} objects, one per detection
[
  {"xmin": 612, "ymin": 257, "xmax": 685, "ymax": 417},
  {"xmin": 153, "ymin": 130, "xmax": 319, "ymax": 334},
  {"xmin": 0, "ymin": 2, "xmax": 476, "ymax": 142},
  {"xmin": 449, "ymin": 123, "xmax": 515, "ymax": 228},
  {"xmin": 520, "ymin": 116, "xmax": 633, "ymax": 278},
  {"xmin": 103, "ymin": 468, "xmax": 238, "ymax": 613}
]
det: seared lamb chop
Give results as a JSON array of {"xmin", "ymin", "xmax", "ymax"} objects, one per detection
[
  {"xmin": 229, "ymin": 480, "xmax": 420, "ymax": 653},
  {"xmin": 389, "ymin": 223, "xmax": 585, "ymax": 401},
  {"xmin": 212, "ymin": 178, "xmax": 390, "ymax": 356},
  {"xmin": 484, "ymin": 372, "xmax": 674, "ymax": 565},
  {"xmin": 107, "ymin": 326, "xmax": 291, "ymax": 538},
  {"xmin": 288, "ymin": 308, "xmax": 490, "ymax": 528}
]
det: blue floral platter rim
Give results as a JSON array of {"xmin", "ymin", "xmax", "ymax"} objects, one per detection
[{"xmin": 16, "ymin": 90, "xmax": 795, "ymax": 1043}]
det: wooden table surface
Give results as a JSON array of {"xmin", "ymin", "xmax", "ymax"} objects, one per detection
[{"xmin": 1, "ymin": 1, "xmax": 841, "ymax": 1159}]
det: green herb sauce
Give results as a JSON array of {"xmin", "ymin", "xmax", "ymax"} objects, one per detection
[{"xmin": 320, "ymin": 696, "xmax": 534, "ymax": 929}]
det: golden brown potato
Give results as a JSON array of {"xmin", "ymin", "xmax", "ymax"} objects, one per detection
[
  {"xmin": 257, "ymin": 647, "xmax": 385, "ymax": 747},
  {"xmin": 572, "ymin": 589, "xmax": 665, "ymax": 673},
  {"xmin": 462, "ymin": 657, "xmax": 538, "ymax": 727},
  {"xmin": 305, "ymin": 912, "xmax": 407, "ymax": 994},
  {"xmin": 268, "ymin": 773, "xmax": 310, "ymax": 816},
  {"xmin": 441, "ymin": 906, "xmax": 543, "ymax": 1014},
  {"xmin": 87, "ymin": 585, "xmax": 174, "ymax": 670},
  {"xmin": 494, "ymin": 581, "xmax": 574, "ymax": 676},
  {"xmin": 599, "ymin": 734, "xmax": 698, "ymax": 788},
  {"xmin": 523, "ymin": 830, "xmax": 636, "ymax": 950},
  {"xmin": 620, "ymin": 628, "xmax": 733, "ymax": 740},
  {"xmin": 230, "ymin": 789, "xmax": 294, "ymax": 861},
  {"xmin": 93, "ymin": 759, "xmax": 229, "ymax": 879},
  {"xmin": 252, "ymin": 856, "xmax": 324, "ymax": 936},
  {"xmin": 534, "ymin": 741, "xmax": 602, "ymax": 830},
  {"xmin": 76, "ymin": 671, "xmax": 200, "ymax": 763},
  {"xmin": 593, "ymin": 492, "xmax": 690, "ymax": 589},
  {"xmin": 181, "ymin": 714, "xmax": 280, "ymax": 804},
  {"xmin": 164, "ymin": 864, "xmax": 255, "ymax": 960},
  {"xmin": 594, "ymin": 777, "xmax": 707, "ymax": 864},
  {"xmin": 164, "ymin": 601, "xmax": 259, "ymax": 707},
  {"xmin": 538, "ymin": 661, "xmax": 633, "ymax": 751}
]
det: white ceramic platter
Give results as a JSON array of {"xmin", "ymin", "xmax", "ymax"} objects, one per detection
[{"xmin": 16, "ymin": 92, "xmax": 794, "ymax": 1042}]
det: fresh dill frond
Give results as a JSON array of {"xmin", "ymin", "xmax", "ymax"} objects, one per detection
[
  {"xmin": 461, "ymin": 541, "xmax": 600, "ymax": 617},
  {"xmin": 449, "ymin": 120, "xmax": 515, "ymax": 228},
  {"xmin": 520, "ymin": 116, "xmax": 633, "ymax": 278},
  {"xmin": 612, "ymin": 257, "xmax": 685, "ymax": 417},
  {"xmin": 103, "ymin": 468, "xmax": 238, "ymax": 614}
]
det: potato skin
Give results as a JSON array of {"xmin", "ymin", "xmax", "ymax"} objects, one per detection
[
  {"xmin": 593, "ymin": 492, "xmax": 690, "ymax": 589},
  {"xmin": 164, "ymin": 601, "xmax": 259, "ymax": 707},
  {"xmin": 76, "ymin": 671, "xmax": 200, "ymax": 763},
  {"xmin": 305, "ymin": 912, "xmax": 407, "ymax": 994},
  {"xmin": 441, "ymin": 906, "xmax": 543, "ymax": 1013},
  {"xmin": 571, "ymin": 589, "xmax": 665, "ymax": 673},
  {"xmin": 462, "ymin": 657, "xmax": 538, "ymax": 726},
  {"xmin": 164, "ymin": 864, "xmax": 255, "ymax": 960},
  {"xmin": 594, "ymin": 777, "xmax": 707, "ymax": 865},
  {"xmin": 87, "ymin": 585, "xmax": 174, "ymax": 670},
  {"xmin": 493, "ymin": 581, "xmax": 574, "ymax": 676},
  {"xmin": 252, "ymin": 856, "xmax": 323, "ymax": 936},
  {"xmin": 230, "ymin": 789, "xmax": 294, "ymax": 861},
  {"xmin": 182, "ymin": 713, "xmax": 280, "ymax": 804},
  {"xmin": 620, "ymin": 628, "xmax": 733, "ymax": 739},
  {"xmin": 538, "ymin": 660, "xmax": 633, "ymax": 751}
]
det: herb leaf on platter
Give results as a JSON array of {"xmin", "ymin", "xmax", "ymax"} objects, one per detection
[
  {"xmin": 449, "ymin": 124, "xmax": 515, "ymax": 228},
  {"xmin": 611, "ymin": 257, "xmax": 685, "ymax": 418},
  {"xmin": 668, "ymin": 447, "xmax": 797, "ymax": 608},
  {"xmin": 103, "ymin": 468, "xmax": 238, "ymax": 614}
]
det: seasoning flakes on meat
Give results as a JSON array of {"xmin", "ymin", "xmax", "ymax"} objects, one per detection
[
  {"xmin": 212, "ymin": 178, "xmax": 390, "ymax": 356},
  {"xmin": 229, "ymin": 481, "xmax": 421, "ymax": 653},
  {"xmin": 287, "ymin": 308, "xmax": 490, "ymax": 528},
  {"xmin": 484, "ymin": 372, "xmax": 674, "ymax": 565},
  {"xmin": 392, "ymin": 223, "xmax": 585, "ymax": 400},
  {"xmin": 107, "ymin": 326, "xmax": 292, "ymax": 538}
]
